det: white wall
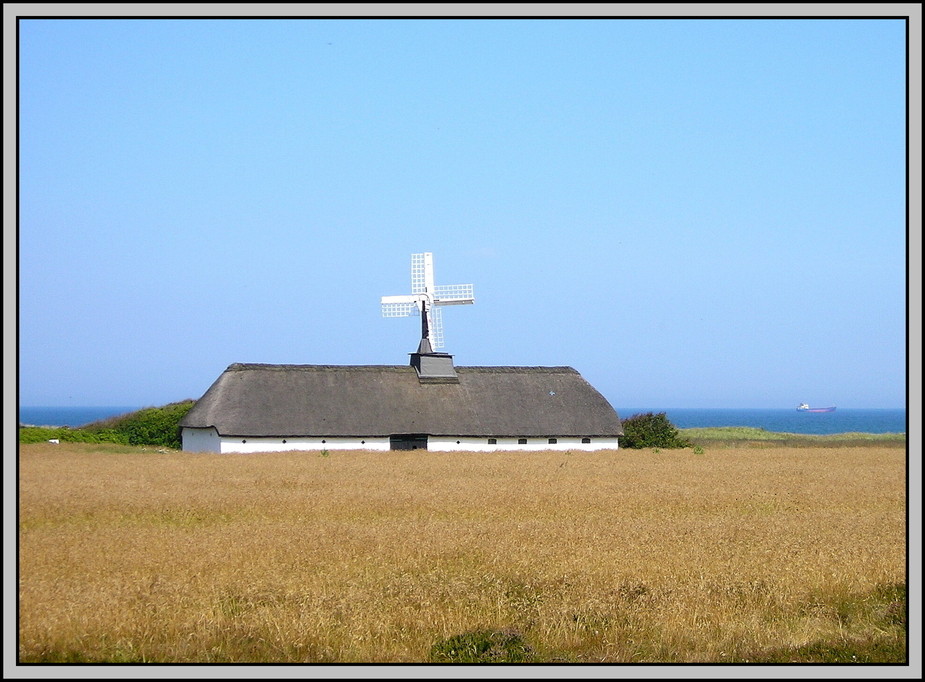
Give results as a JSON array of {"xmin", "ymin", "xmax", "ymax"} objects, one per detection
[
  {"xmin": 182, "ymin": 428, "xmax": 619, "ymax": 453},
  {"xmin": 182, "ymin": 427, "xmax": 222, "ymax": 453},
  {"xmin": 221, "ymin": 435, "xmax": 389, "ymax": 453},
  {"xmin": 428, "ymin": 436, "xmax": 619, "ymax": 452}
]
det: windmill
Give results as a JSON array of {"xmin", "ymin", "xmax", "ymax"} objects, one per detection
[{"xmin": 381, "ymin": 252, "xmax": 474, "ymax": 352}]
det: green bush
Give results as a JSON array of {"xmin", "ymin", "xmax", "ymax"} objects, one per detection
[
  {"xmin": 620, "ymin": 412, "xmax": 692, "ymax": 450},
  {"xmin": 19, "ymin": 400, "xmax": 195, "ymax": 449},
  {"xmin": 102, "ymin": 401, "xmax": 195, "ymax": 449}
]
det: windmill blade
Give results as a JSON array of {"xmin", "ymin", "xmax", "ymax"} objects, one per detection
[
  {"xmin": 433, "ymin": 283, "xmax": 474, "ymax": 305},
  {"xmin": 429, "ymin": 304, "xmax": 445, "ymax": 349},
  {"xmin": 381, "ymin": 302, "xmax": 417, "ymax": 318},
  {"xmin": 381, "ymin": 294, "xmax": 422, "ymax": 318},
  {"xmin": 411, "ymin": 253, "xmax": 427, "ymax": 294}
]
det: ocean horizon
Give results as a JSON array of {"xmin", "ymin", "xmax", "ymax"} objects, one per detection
[
  {"xmin": 18, "ymin": 405, "xmax": 907, "ymax": 435},
  {"xmin": 619, "ymin": 408, "xmax": 907, "ymax": 436},
  {"xmin": 19, "ymin": 406, "xmax": 146, "ymax": 428}
]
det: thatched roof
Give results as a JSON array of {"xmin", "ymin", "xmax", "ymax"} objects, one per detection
[{"xmin": 181, "ymin": 363, "xmax": 623, "ymax": 438}]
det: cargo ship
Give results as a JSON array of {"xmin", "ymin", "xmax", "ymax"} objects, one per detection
[{"xmin": 797, "ymin": 403, "xmax": 836, "ymax": 413}]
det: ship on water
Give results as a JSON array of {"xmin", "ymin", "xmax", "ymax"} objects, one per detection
[{"xmin": 797, "ymin": 403, "xmax": 836, "ymax": 413}]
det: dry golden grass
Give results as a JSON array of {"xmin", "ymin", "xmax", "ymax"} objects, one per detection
[{"xmin": 18, "ymin": 442, "xmax": 906, "ymax": 663}]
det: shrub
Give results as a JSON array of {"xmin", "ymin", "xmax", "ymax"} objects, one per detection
[
  {"xmin": 100, "ymin": 401, "xmax": 195, "ymax": 449},
  {"xmin": 620, "ymin": 412, "xmax": 692, "ymax": 450},
  {"xmin": 429, "ymin": 628, "xmax": 535, "ymax": 663},
  {"xmin": 20, "ymin": 401, "xmax": 195, "ymax": 449}
]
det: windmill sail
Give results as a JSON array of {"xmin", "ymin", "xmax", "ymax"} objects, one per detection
[
  {"xmin": 381, "ymin": 252, "xmax": 474, "ymax": 350},
  {"xmin": 411, "ymin": 252, "xmax": 428, "ymax": 294}
]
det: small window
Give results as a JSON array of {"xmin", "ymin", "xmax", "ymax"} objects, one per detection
[
  {"xmin": 361, "ymin": 440, "xmax": 366, "ymax": 444},
  {"xmin": 488, "ymin": 438, "xmax": 497, "ymax": 445},
  {"xmin": 518, "ymin": 438, "xmax": 527, "ymax": 445},
  {"xmin": 282, "ymin": 439, "xmax": 287, "ymax": 444},
  {"xmin": 548, "ymin": 438, "xmax": 557, "ymax": 444},
  {"xmin": 581, "ymin": 438, "xmax": 591, "ymax": 444},
  {"xmin": 456, "ymin": 440, "xmax": 461, "ymax": 445},
  {"xmin": 321, "ymin": 439, "xmax": 326, "ymax": 444},
  {"xmin": 242, "ymin": 439, "xmax": 247, "ymax": 444}
]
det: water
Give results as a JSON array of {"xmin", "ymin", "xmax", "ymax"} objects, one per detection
[
  {"xmin": 20, "ymin": 405, "xmax": 907, "ymax": 435},
  {"xmin": 18, "ymin": 406, "xmax": 144, "ymax": 428},
  {"xmin": 617, "ymin": 408, "xmax": 907, "ymax": 435}
]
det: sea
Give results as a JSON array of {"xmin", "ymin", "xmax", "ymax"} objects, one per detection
[
  {"xmin": 18, "ymin": 405, "xmax": 908, "ymax": 435},
  {"xmin": 618, "ymin": 408, "xmax": 907, "ymax": 436},
  {"xmin": 18, "ymin": 406, "xmax": 145, "ymax": 428}
]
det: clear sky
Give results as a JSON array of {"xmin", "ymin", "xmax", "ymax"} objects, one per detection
[{"xmin": 13, "ymin": 10, "xmax": 913, "ymax": 409}]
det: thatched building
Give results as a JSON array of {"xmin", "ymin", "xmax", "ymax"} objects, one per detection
[{"xmin": 180, "ymin": 354, "xmax": 623, "ymax": 453}]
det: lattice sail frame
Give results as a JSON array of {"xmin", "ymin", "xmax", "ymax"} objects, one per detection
[
  {"xmin": 380, "ymin": 252, "xmax": 474, "ymax": 350},
  {"xmin": 411, "ymin": 252, "xmax": 428, "ymax": 295}
]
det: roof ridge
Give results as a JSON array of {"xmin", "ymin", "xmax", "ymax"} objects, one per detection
[
  {"xmin": 227, "ymin": 363, "xmax": 410, "ymax": 371},
  {"xmin": 226, "ymin": 363, "xmax": 578, "ymax": 374},
  {"xmin": 458, "ymin": 366, "xmax": 577, "ymax": 373}
]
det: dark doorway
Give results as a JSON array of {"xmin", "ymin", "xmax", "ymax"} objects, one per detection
[{"xmin": 390, "ymin": 434, "xmax": 429, "ymax": 451}]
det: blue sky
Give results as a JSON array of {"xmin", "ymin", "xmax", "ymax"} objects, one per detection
[{"xmin": 15, "ymin": 14, "xmax": 911, "ymax": 409}]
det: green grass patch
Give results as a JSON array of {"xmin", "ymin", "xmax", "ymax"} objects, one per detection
[
  {"xmin": 17, "ymin": 426, "xmax": 129, "ymax": 445},
  {"xmin": 734, "ymin": 582, "xmax": 907, "ymax": 663},
  {"xmin": 740, "ymin": 635, "xmax": 906, "ymax": 663},
  {"xmin": 429, "ymin": 628, "xmax": 536, "ymax": 663},
  {"xmin": 681, "ymin": 427, "xmax": 905, "ymax": 448}
]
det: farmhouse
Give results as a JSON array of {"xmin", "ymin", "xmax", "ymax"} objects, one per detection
[
  {"xmin": 180, "ymin": 252, "xmax": 623, "ymax": 453},
  {"xmin": 180, "ymin": 352, "xmax": 623, "ymax": 453}
]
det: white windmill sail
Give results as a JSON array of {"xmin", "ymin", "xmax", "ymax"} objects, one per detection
[
  {"xmin": 381, "ymin": 252, "xmax": 474, "ymax": 350},
  {"xmin": 411, "ymin": 252, "xmax": 428, "ymax": 294}
]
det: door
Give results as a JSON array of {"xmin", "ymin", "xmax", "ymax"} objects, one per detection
[{"xmin": 389, "ymin": 434, "xmax": 429, "ymax": 450}]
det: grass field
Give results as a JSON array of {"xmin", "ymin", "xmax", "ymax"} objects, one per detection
[
  {"xmin": 17, "ymin": 440, "xmax": 907, "ymax": 664},
  {"xmin": 681, "ymin": 427, "xmax": 907, "ymax": 449}
]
